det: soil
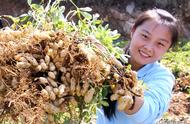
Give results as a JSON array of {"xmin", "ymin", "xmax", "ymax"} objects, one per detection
[
  {"xmin": 0, "ymin": 1, "xmax": 189, "ymax": 123},
  {"xmin": 158, "ymin": 75, "xmax": 190, "ymax": 123}
]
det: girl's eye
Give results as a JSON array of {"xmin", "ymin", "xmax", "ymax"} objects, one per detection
[
  {"xmin": 141, "ymin": 34, "xmax": 148, "ymax": 39},
  {"xmin": 158, "ymin": 42, "xmax": 165, "ymax": 47}
]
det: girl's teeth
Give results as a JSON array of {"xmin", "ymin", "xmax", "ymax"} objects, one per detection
[{"xmin": 139, "ymin": 50, "xmax": 149, "ymax": 57}]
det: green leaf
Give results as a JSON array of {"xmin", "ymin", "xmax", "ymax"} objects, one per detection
[
  {"xmin": 2, "ymin": 15, "xmax": 19, "ymax": 24},
  {"xmin": 81, "ymin": 11, "xmax": 92, "ymax": 20},
  {"xmin": 94, "ymin": 20, "xmax": 102, "ymax": 24},
  {"xmin": 19, "ymin": 13, "xmax": 29, "ymax": 18},
  {"xmin": 93, "ymin": 13, "xmax": 100, "ymax": 20},
  {"xmin": 19, "ymin": 14, "xmax": 30, "ymax": 22},
  {"xmin": 45, "ymin": 0, "xmax": 51, "ymax": 12},
  {"xmin": 101, "ymin": 101, "xmax": 109, "ymax": 107},
  {"xmin": 27, "ymin": 0, "xmax": 32, "ymax": 5},
  {"xmin": 31, "ymin": 4, "xmax": 43, "ymax": 11},
  {"xmin": 59, "ymin": 6, "xmax": 65, "ymax": 13},
  {"xmin": 187, "ymin": 87, "xmax": 190, "ymax": 94},
  {"xmin": 102, "ymin": 85, "xmax": 110, "ymax": 98},
  {"xmin": 80, "ymin": 7, "xmax": 92, "ymax": 12},
  {"xmin": 111, "ymin": 34, "xmax": 120, "ymax": 40}
]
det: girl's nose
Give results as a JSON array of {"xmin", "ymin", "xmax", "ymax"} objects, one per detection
[{"xmin": 143, "ymin": 44, "xmax": 153, "ymax": 54}]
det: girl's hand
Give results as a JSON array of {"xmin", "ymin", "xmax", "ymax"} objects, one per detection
[{"xmin": 124, "ymin": 96, "xmax": 144, "ymax": 115}]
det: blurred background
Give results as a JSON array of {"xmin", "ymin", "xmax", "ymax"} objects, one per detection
[
  {"xmin": 0, "ymin": 0, "xmax": 189, "ymax": 123},
  {"xmin": 0, "ymin": 0, "xmax": 190, "ymax": 40}
]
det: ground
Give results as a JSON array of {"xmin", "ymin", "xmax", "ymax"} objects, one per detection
[
  {"xmin": 0, "ymin": 1, "xmax": 189, "ymax": 123},
  {"xmin": 158, "ymin": 75, "xmax": 190, "ymax": 124}
]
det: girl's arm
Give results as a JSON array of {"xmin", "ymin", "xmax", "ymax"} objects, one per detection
[{"xmin": 122, "ymin": 65, "xmax": 175, "ymax": 123}]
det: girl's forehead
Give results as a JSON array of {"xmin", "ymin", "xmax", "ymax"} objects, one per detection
[{"xmin": 138, "ymin": 19, "xmax": 171, "ymax": 33}]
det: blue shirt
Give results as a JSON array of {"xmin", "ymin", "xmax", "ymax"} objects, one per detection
[{"xmin": 97, "ymin": 61, "xmax": 175, "ymax": 124}]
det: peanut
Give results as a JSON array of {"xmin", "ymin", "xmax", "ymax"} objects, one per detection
[
  {"xmin": 49, "ymin": 62, "xmax": 56, "ymax": 71},
  {"xmin": 48, "ymin": 71, "xmax": 56, "ymax": 79},
  {"xmin": 41, "ymin": 89, "xmax": 50, "ymax": 100},
  {"xmin": 47, "ymin": 77, "xmax": 58, "ymax": 87},
  {"xmin": 39, "ymin": 77, "xmax": 49, "ymax": 85},
  {"xmin": 84, "ymin": 88, "xmax": 95, "ymax": 103}
]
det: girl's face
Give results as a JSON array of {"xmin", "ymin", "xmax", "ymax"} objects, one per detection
[{"xmin": 129, "ymin": 19, "xmax": 172, "ymax": 70}]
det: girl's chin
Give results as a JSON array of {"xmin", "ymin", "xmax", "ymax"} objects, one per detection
[
  {"xmin": 137, "ymin": 55, "xmax": 150, "ymax": 62},
  {"xmin": 136, "ymin": 58, "xmax": 152, "ymax": 65}
]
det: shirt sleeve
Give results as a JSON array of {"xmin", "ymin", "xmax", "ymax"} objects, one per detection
[
  {"xmin": 96, "ymin": 108, "xmax": 106, "ymax": 124},
  {"xmin": 125, "ymin": 71, "xmax": 175, "ymax": 123}
]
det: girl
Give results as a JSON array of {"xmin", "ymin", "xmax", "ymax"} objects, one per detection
[{"xmin": 97, "ymin": 8, "xmax": 179, "ymax": 124}]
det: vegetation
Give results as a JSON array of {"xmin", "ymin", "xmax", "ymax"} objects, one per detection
[
  {"xmin": 0, "ymin": 0, "xmax": 189, "ymax": 124},
  {"xmin": 0, "ymin": 0, "xmax": 142, "ymax": 124}
]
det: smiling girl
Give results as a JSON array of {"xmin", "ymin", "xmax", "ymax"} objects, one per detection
[{"xmin": 97, "ymin": 8, "xmax": 179, "ymax": 124}]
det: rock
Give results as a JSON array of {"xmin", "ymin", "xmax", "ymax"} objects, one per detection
[
  {"xmin": 123, "ymin": 20, "xmax": 133, "ymax": 34},
  {"xmin": 109, "ymin": 8, "xmax": 129, "ymax": 21},
  {"xmin": 126, "ymin": 1, "xmax": 135, "ymax": 15}
]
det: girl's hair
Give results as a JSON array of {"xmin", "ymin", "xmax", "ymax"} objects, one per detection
[{"xmin": 103, "ymin": 8, "xmax": 179, "ymax": 120}]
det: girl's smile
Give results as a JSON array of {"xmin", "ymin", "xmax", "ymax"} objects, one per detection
[{"xmin": 139, "ymin": 48, "xmax": 152, "ymax": 58}]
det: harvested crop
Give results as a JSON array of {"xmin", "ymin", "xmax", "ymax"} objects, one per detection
[
  {"xmin": 0, "ymin": 1, "xmax": 144, "ymax": 123},
  {"xmin": 0, "ymin": 28, "xmax": 143, "ymax": 123}
]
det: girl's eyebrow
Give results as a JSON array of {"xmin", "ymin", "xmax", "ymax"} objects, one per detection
[
  {"xmin": 141, "ymin": 29, "xmax": 151, "ymax": 35},
  {"xmin": 160, "ymin": 39, "xmax": 170, "ymax": 44}
]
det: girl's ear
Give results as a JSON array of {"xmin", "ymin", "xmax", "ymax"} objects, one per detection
[{"xmin": 130, "ymin": 26, "xmax": 136, "ymax": 38}]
